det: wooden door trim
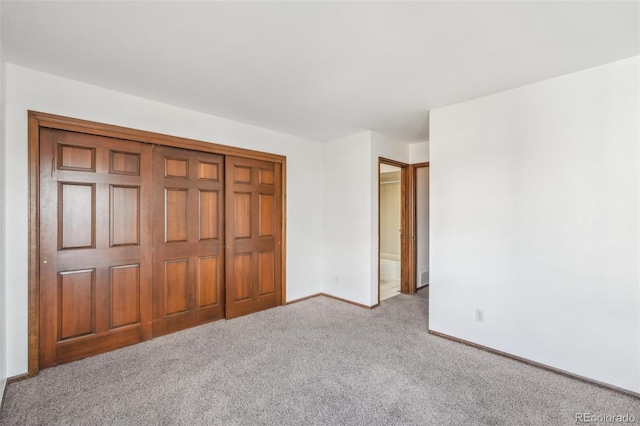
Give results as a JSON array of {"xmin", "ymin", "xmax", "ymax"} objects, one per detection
[
  {"xmin": 29, "ymin": 111, "xmax": 286, "ymax": 164},
  {"xmin": 27, "ymin": 113, "xmax": 41, "ymax": 377},
  {"xmin": 409, "ymin": 162, "xmax": 429, "ymax": 294},
  {"xmin": 377, "ymin": 157, "xmax": 411, "ymax": 305},
  {"xmin": 27, "ymin": 111, "xmax": 287, "ymax": 377}
]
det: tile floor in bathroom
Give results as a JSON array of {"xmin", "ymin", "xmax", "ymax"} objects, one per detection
[{"xmin": 379, "ymin": 278, "xmax": 401, "ymax": 301}]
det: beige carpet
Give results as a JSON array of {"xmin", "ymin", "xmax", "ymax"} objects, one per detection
[{"xmin": 1, "ymin": 288, "xmax": 638, "ymax": 425}]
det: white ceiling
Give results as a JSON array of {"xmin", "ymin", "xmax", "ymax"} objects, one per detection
[{"xmin": 1, "ymin": 1, "xmax": 638, "ymax": 143}]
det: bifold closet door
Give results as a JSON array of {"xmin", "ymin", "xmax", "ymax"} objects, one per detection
[
  {"xmin": 225, "ymin": 156, "xmax": 282, "ymax": 319},
  {"xmin": 152, "ymin": 146, "xmax": 225, "ymax": 336},
  {"xmin": 39, "ymin": 129, "xmax": 153, "ymax": 368}
]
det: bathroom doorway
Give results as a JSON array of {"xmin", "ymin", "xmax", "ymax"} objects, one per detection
[{"xmin": 378, "ymin": 158, "xmax": 409, "ymax": 302}]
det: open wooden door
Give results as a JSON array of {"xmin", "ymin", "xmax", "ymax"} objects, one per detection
[
  {"xmin": 225, "ymin": 156, "xmax": 282, "ymax": 319},
  {"xmin": 152, "ymin": 146, "xmax": 225, "ymax": 336},
  {"xmin": 38, "ymin": 129, "xmax": 153, "ymax": 368}
]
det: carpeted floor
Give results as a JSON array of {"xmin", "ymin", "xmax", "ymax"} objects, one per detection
[{"xmin": 1, "ymin": 288, "xmax": 638, "ymax": 425}]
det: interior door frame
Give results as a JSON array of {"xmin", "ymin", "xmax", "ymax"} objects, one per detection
[
  {"xmin": 27, "ymin": 111, "xmax": 287, "ymax": 377},
  {"xmin": 409, "ymin": 162, "xmax": 429, "ymax": 294},
  {"xmin": 377, "ymin": 157, "xmax": 411, "ymax": 304}
]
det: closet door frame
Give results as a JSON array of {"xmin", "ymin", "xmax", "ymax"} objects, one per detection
[{"xmin": 26, "ymin": 111, "xmax": 287, "ymax": 378}]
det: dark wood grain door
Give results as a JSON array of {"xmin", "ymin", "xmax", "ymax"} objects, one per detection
[
  {"xmin": 152, "ymin": 146, "xmax": 225, "ymax": 336},
  {"xmin": 39, "ymin": 129, "xmax": 153, "ymax": 368},
  {"xmin": 225, "ymin": 156, "xmax": 282, "ymax": 319}
]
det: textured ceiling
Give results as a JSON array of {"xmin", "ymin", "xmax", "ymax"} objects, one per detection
[{"xmin": 2, "ymin": 1, "xmax": 638, "ymax": 142}]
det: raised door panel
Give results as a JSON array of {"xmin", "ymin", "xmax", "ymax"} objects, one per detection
[
  {"xmin": 199, "ymin": 190, "xmax": 219, "ymax": 240},
  {"xmin": 199, "ymin": 162, "xmax": 219, "ymax": 181},
  {"xmin": 166, "ymin": 158, "xmax": 188, "ymax": 178},
  {"xmin": 111, "ymin": 186, "xmax": 140, "ymax": 246},
  {"xmin": 110, "ymin": 264, "xmax": 140, "ymax": 329},
  {"xmin": 39, "ymin": 128, "xmax": 152, "ymax": 369},
  {"xmin": 258, "ymin": 252, "xmax": 275, "ymax": 296},
  {"xmin": 225, "ymin": 156, "xmax": 282, "ymax": 319},
  {"xmin": 233, "ymin": 254, "xmax": 252, "ymax": 301},
  {"xmin": 165, "ymin": 189, "xmax": 189, "ymax": 242},
  {"xmin": 259, "ymin": 194, "xmax": 274, "ymax": 237},
  {"xmin": 197, "ymin": 256, "xmax": 219, "ymax": 308},
  {"xmin": 59, "ymin": 183, "xmax": 95, "ymax": 249},
  {"xmin": 258, "ymin": 168, "xmax": 274, "ymax": 185},
  {"xmin": 111, "ymin": 151, "xmax": 140, "ymax": 175},
  {"xmin": 58, "ymin": 144, "xmax": 96, "ymax": 171},
  {"xmin": 58, "ymin": 269, "xmax": 95, "ymax": 340},
  {"xmin": 164, "ymin": 259, "xmax": 189, "ymax": 315},
  {"xmin": 234, "ymin": 193, "xmax": 252, "ymax": 239},
  {"xmin": 233, "ymin": 166, "xmax": 252, "ymax": 183},
  {"xmin": 152, "ymin": 146, "xmax": 224, "ymax": 337}
]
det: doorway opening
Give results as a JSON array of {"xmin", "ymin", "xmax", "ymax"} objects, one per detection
[
  {"xmin": 379, "ymin": 163, "xmax": 401, "ymax": 300},
  {"xmin": 378, "ymin": 158, "xmax": 410, "ymax": 303}
]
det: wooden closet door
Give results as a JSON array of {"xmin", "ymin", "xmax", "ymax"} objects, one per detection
[
  {"xmin": 225, "ymin": 156, "xmax": 282, "ymax": 319},
  {"xmin": 39, "ymin": 129, "xmax": 152, "ymax": 368},
  {"xmin": 152, "ymin": 146, "xmax": 224, "ymax": 336}
]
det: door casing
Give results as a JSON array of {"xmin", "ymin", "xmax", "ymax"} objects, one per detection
[{"xmin": 378, "ymin": 157, "xmax": 411, "ymax": 305}]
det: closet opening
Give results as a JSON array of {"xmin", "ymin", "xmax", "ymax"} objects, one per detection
[{"xmin": 28, "ymin": 111, "xmax": 286, "ymax": 374}]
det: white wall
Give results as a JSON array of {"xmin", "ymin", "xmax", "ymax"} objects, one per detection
[
  {"xmin": 380, "ymin": 173, "xmax": 401, "ymax": 257},
  {"xmin": 4, "ymin": 64, "xmax": 325, "ymax": 377},
  {"xmin": 322, "ymin": 132, "xmax": 411, "ymax": 306},
  {"xmin": 0, "ymin": 3, "xmax": 8, "ymax": 400},
  {"xmin": 322, "ymin": 132, "xmax": 373, "ymax": 305},
  {"xmin": 410, "ymin": 140, "xmax": 430, "ymax": 288},
  {"xmin": 430, "ymin": 56, "xmax": 640, "ymax": 393},
  {"xmin": 409, "ymin": 141, "xmax": 429, "ymax": 164}
]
